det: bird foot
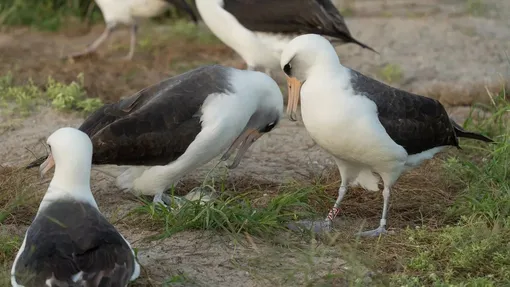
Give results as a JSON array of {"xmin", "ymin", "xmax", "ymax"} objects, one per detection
[
  {"xmin": 116, "ymin": 167, "xmax": 147, "ymax": 194},
  {"xmin": 185, "ymin": 186, "xmax": 218, "ymax": 203},
  {"xmin": 62, "ymin": 50, "xmax": 96, "ymax": 60},
  {"xmin": 153, "ymin": 193, "xmax": 173, "ymax": 208},
  {"xmin": 117, "ymin": 53, "xmax": 134, "ymax": 62},
  {"xmin": 287, "ymin": 219, "xmax": 332, "ymax": 233},
  {"xmin": 356, "ymin": 226, "xmax": 390, "ymax": 237}
]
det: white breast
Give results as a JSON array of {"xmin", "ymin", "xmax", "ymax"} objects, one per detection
[{"xmin": 300, "ymin": 75, "xmax": 408, "ymax": 170}]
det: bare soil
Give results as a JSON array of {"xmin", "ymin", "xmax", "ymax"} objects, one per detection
[{"xmin": 1, "ymin": 0, "xmax": 509, "ymax": 285}]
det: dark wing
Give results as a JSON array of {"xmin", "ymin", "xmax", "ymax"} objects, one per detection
[
  {"xmin": 86, "ymin": 65, "xmax": 232, "ymax": 166},
  {"xmin": 14, "ymin": 200, "xmax": 135, "ymax": 287},
  {"xmin": 348, "ymin": 69, "xmax": 459, "ymax": 155},
  {"xmin": 222, "ymin": 0, "xmax": 375, "ymax": 51}
]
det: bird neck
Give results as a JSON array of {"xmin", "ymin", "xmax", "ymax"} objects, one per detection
[{"xmin": 49, "ymin": 161, "xmax": 92, "ymax": 193}]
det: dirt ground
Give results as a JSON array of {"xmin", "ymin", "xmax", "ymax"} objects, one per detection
[{"xmin": 1, "ymin": 0, "xmax": 509, "ymax": 286}]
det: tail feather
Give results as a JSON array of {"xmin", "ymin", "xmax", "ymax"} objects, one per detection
[
  {"xmin": 26, "ymin": 156, "xmax": 47, "ymax": 169},
  {"xmin": 451, "ymin": 120, "xmax": 494, "ymax": 143}
]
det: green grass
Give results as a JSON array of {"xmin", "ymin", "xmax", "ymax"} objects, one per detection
[
  {"xmin": 131, "ymin": 184, "xmax": 323, "ymax": 241},
  {"xmin": 0, "ymin": 0, "xmax": 197, "ymax": 31},
  {"xmin": 0, "ymin": 72, "xmax": 103, "ymax": 118},
  {"xmin": 0, "ymin": 0, "xmax": 100, "ymax": 31}
]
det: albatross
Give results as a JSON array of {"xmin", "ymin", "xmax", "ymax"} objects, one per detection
[
  {"xmin": 27, "ymin": 65, "xmax": 283, "ymax": 205},
  {"xmin": 12, "ymin": 127, "xmax": 140, "ymax": 287},
  {"xmin": 195, "ymin": 0, "xmax": 375, "ymax": 74},
  {"xmin": 66, "ymin": 0, "xmax": 198, "ymax": 60},
  {"xmin": 280, "ymin": 34, "xmax": 494, "ymax": 236}
]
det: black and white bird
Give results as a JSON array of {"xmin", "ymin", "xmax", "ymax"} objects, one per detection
[
  {"xmin": 12, "ymin": 127, "xmax": 140, "ymax": 287},
  {"xmin": 195, "ymin": 0, "xmax": 375, "ymax": 74},
  {"xmin": 26, "ymin": 65, "xmax": 283, "ymax": 206},
  {"xmin": 67, "ymin": 0, "xmax": 198, "ymax": 60},
  {"xmin": 280, "ymin": 34, "xmax": 493, "ymax": 236}
]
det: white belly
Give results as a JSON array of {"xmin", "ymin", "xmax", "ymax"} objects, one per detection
[
  {"xmin": 129, "ymin": 0, "xmax": 169, "ymax": 18},
  {"xmin": 95, "ymin": 0, "xmax": 168, "ymax": 24}
]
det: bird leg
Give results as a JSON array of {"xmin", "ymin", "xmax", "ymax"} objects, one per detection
[
  {"xmin": 153, "ymin": 192, "xmax": 173, "ymax": 207},
  {"xmin": 325, "ymin": 185, "xmax": 348, "ymax": 223},
  {"xmin": 66, "ymin": 23, "xmax": 116, "ymax": 59},
  {"xmin": 357, "ymin": 186, "xmax": 390, "ymax": 237},
  {"xmin": 122, "ymin": 24, "xmax": 138, "ymax": 61},
  {"xmin": 287, "ymin": 185, "xmax": 348, "ymax": 233}
]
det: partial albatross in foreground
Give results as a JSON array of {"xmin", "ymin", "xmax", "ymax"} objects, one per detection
[
  {"xmin": 280, "ymin": 34, "xmax": 494, "ymax": 236},
  {"xmin": 66, "ymin": 0, "xmax": 198, "ymax": 60},
  {"xmin": 12, "ymin": 127, "xmax": 140, "ymax": 287},
  {"xmin": 27, "ymin": 65, "xmax": 283, "ymax": 205},
  {"xmin": 196, "ymin": 0, "xmax": 375, "ymax": 74}
]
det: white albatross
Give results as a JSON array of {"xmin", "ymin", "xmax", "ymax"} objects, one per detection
[
  {"xmin": 12, "ymin": 127, "xmax": 140, "ymax": 287},
  {"xmin": 195, "ymin": 0, "xmax": 375, "ymax": 75},
  {"xmin": 66, "ymin": 0, "xmax": 198, "ymax": 60},
  {"xmin": 280, "ymin": 34, "xmax": 494, "ymax": 236},
  {"xmin": 26, "ymin": 65, "xmax": 283, "ymax": 206}
]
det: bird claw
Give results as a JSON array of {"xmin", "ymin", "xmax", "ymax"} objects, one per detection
[
  {"xmin": 153, "ymin": 193, "xmax": 173, "ymax": 209},
  {"xmin": 356, "ymin": 226, "xmax": 390, "ymax": 237},
  {"xmin": 287, "ymin": 219, "xmax": 332, "ymax": 233}
]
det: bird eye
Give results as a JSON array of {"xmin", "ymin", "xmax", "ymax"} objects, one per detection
[
  {"xmin": 283, "ymin": 63, "xmax": 292, "ymax": 75},
  {"xmin": 261, "ymin": 121, "xmax": 276, "ymax": 133}
]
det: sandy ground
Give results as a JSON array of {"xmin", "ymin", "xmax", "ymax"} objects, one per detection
[{"xmin": 0, "ymin": 0, "xmax": 508, "ymax": 285}]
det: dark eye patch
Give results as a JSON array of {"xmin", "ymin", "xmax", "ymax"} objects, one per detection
[{"xmin": 283, "ymin": 63, "xmax": 292, "ymax": 75}]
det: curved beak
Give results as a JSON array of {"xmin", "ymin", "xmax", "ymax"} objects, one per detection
[
  {"xmin": 286, "ymin": 76, "xmax": 302, "ymax": 121},
  {"xmin": 221, "ymin": 128, "xmax": 263, "ymax": 169},
  {"xmin": 39, "ymin": 153, "xmax": 55, "ymax": 179}
]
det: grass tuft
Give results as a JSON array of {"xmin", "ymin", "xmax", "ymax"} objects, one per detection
[
  {"xmin": 0, "ymin": 72, "xmax": 103, "ymax": 118},
  {"xmin": 0, "ymin": 167, "xmax": 43, "ymax": 285},
  {"xmin": 130, "ymin": 184, "xmax": 321, "ymax": 241}
]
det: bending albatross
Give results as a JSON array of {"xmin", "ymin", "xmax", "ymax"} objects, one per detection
[
  {"xmin": 195, "ymin": 0, "xmax": 375, "ymax": 74},
  {"xmin": 12, "ymin": 127, "xmax": 140, "ymax": 287},
  {"xmin": 27, "ymin": 65, "xmax": 283, "ymax": 205},
  {"xmin": 280, "ymin": 34, "xmax": 493, "ymax": 236},
  {"xmin": 66, "ymin": 0, "xmax": 198, "ymax": 60}
]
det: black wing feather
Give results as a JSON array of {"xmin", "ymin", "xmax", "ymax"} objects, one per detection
[
  {"xmin": 85, "ymin": 65, "xmax": 232, "ymax": 166},
  {"xmin": 26, "ymin": 65, "xmax": 232, "ymax": 168},
  {"xmin": 13, "ymin": 201, "xmax": 135, "ymax": 287},
  {"xmin": 349, "ymin": 69, "xmax": 459, "ymax": 155},
  {"xmin": 223, "ymin": 0, "xmax": 375, "ymax": 51}
]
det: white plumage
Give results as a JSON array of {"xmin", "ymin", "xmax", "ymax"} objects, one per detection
[{"xmin": 280, "ymin": 34, "xmax": 493, "ymax": 236}]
